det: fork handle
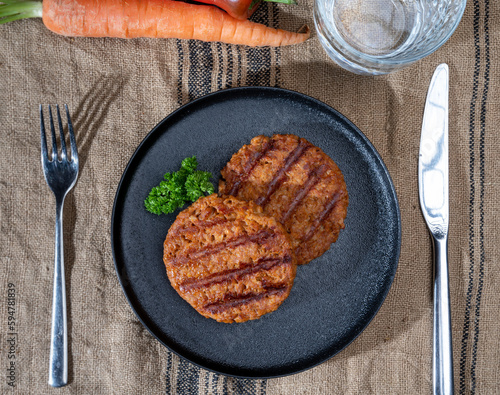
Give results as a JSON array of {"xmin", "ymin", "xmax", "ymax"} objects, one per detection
[
  {"xmin": 433, "ymin": 235, "xmax": 454, "ymax": 395},
  {"xmin": 48, "ymin": 197, "xmax": 68, "ymax": 387}
]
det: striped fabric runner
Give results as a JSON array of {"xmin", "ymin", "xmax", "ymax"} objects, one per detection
[
  {"xmin": 167, "ymin": 4, "xmax": 280, "ymax": 393},
  {"xmin": 459, "ymin": 0, "xmax": 490, "ymax": 394},
  {"xmin": 175, "ymin": 4, "xmax": 280, "ymax": 105},
  {"xmin": 166, "ymin": 351, "xmax": 267, "ymax": 394}
]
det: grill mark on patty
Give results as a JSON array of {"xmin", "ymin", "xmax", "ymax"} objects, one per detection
[
  {"xmin": 299, "ymin": 190, "xmax": 342, "ymax": 248},
  {"xmin": 228, "ymin": 139, "xmax": 275, "ymax": 196},
  {"xmin": 179, "ymin": 255, "xmax": 292, "ymax": 292},
  {"xmin": 202, "ymin": 285, "xmax": 289, "ymax": 313},
  {"xmin": 256, "ymin": 139, "xmax": 312, "ymax": 207},
  {"xmin": 281, "ymin": 164, "xmax": 328, "ymax": 223},
  {"xmin": 169, "ymin": 217, "xmax": 230, "ymax": 237},
  {"xmin": 170, "ymin": 229, "xmax": 279, "ymax": 266}
]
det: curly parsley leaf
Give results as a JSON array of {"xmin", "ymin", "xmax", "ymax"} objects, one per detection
[
  {"xmin": 185, "ymin": 171, "xmax": 215, "ymax": 201},
  {"xmin": 180, "ymin": 156, "xmax": 198, "ymax": 173},
  {"xmin": 144, "ymin": 156, "xmax": 215, "ymax": 215}
]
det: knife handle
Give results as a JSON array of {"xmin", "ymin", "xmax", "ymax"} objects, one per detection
[{"xmin": 432, "ymin": 235, "xmax": 454, "ymax": 395}]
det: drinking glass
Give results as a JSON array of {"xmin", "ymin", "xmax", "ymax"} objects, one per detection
[{"xmin": 314, "ymin": 0, "xmax": 467, "ymax": 75}]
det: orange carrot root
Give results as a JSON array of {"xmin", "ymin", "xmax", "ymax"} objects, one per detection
[{"xmin": 41, "ymin": 0, "xmax": 310, "ymax": 47}]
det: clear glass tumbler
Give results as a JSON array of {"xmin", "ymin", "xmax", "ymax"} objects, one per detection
[{"xmin": 314, "ymin": 0, "xmax": 467, "ymax": 75}]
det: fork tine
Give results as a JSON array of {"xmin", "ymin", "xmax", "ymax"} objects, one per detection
[
  {"xmin": 40, "ymin": 105, "xmax": 49, "ymax": 162},
  {"xmin": 48, "ymin": 105, "xmax": 58, "ymax": 162},
  {"xmin": 56, "ymin": 105, "xmax": 67, "ymax": 161},
  {"xmin": 65, "ymin": 105, "xmax": 78, "ymax": 165}
]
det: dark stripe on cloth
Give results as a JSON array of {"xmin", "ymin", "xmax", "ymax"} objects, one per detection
[
  {"xmin": 216, "ymin": 42, "xmax": 224, "ymax": 90},
  {"xmin": 246, "ymin": 3, "xmax": 281, "ymax": 87},
  {"xmin": 471, "ymin": 0, "xmax": 489, "ymax": 392},
  {"xmin": 226, "ymin": 45, "xmax": 234, "ymax": 88},
  {"xmin": 459, "ymin": 0, "xmax": 480, "ymax": 392},
  {"xmin": 176, "ymin": 358, "xmax": 200, "ymax": 394},
  {"xmin": 272, "ymin": 3, "xmax": 281, "ymax": 85},
  {"xmin": 204, "ymin": 369, "xmax": 210, "ymax": 393},
  {"xmin": 233, "ymin": 377, "xmax": 256, "ymax": 394},
  {"xmin": 212, "ymin": 371, "xmax": 220, "ymax": 393},
  {"xmin": 176, "ymin": 39, "xmax": 184, "ymax": 106},
  {"xmin": 237, "ymin": 45, "xmax": 243, "ymax": 86},
  {"xmin": 225, "ymin": 376, "xmax": 267, "ymax": 394},
  {"xmin": 165, "ymin": 351, "xmax": 172, "ymax": 393},
  {"xmin": 188, "ymin": 41, "xmax": 214, "ymax": 102},
  {"xmin": 246, "ymin": 5, "xmax": 272, "ymax": 86}
]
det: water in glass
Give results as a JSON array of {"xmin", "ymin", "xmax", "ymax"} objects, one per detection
[{"xmin": 314, "ymin": 0, "xmax": 466, "ymax": 75}]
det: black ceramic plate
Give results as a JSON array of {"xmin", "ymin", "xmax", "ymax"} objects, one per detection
[{"xmin": 111, "ymin": 87, "xmax": 401, "ymax": 378}]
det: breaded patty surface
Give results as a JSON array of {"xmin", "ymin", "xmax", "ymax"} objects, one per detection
[
  {"xmin": 219, "ymin": 134, "xmax": 348, "ymax": 265},
  {"xmin": 163, "ymin": 194, "xmax": 297, "ymax": 323}
]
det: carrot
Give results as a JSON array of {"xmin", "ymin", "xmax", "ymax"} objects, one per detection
[{"xmin": 0, "ymin": 0, "xmax": 310, "ymax": 46}]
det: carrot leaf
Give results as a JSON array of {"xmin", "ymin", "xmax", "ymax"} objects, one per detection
[{"xmin": 0, "ymin": 0, "xmax": 42, "ymax": 24}]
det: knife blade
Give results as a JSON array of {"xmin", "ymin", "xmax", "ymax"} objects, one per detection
[{"xmin": 418, "ymin": 63, "xmax": 454, "ymax": 395}]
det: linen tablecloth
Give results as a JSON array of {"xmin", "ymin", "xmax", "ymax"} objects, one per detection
[{"xmin": 1, "ymin": 1, "xmax": 499, "ymax": 393}]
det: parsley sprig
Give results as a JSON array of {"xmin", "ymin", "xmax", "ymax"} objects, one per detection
[{"xmin": 144, "ymin": 156, "xmax": 215, "ymax": 215}]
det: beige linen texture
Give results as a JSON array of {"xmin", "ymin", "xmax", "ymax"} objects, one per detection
[{"xmin": 0, "ymin": 1, "xmax": 499, "ymax": 394}]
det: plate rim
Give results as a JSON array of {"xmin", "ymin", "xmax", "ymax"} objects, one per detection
[{"xmin": 111, "ymin": 86, "xmax": 402, "ymax": 379}]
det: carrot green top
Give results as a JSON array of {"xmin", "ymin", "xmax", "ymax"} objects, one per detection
[{"xmin": 0, "ymin": 0, "xmax": 43, "ymax": 24}]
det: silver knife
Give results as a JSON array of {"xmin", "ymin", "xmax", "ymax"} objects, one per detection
[{"xmin": 419, "ymin": 63, "xmax": 453, "ymax": 395}]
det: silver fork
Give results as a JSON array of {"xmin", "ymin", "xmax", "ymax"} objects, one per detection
[{"xmin": 40, "ymin": 105, "xmax": 79, "ymax": 388}]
